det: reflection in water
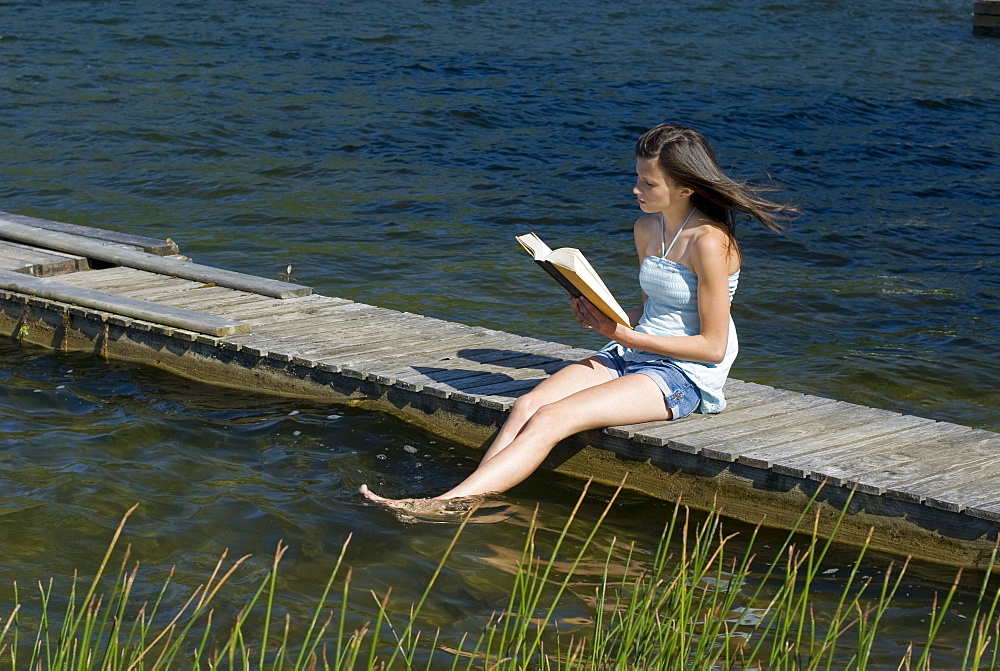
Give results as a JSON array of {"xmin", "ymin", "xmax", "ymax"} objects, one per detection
[
  {"xmin": 362, "ymin": 491, "xmax": 535, "ymax": 525},
  {"xmin": 0, "ymin": 342, "xmax": 991, "ymax": 665}
]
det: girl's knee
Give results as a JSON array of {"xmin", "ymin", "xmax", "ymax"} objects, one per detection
[
  {"xmin": 511, "ymin": 392, "xmax": 544, "ymax": 420},
  {"xmin": 523, "ymin": 402, "xmax": 576, "ymax": 437}
]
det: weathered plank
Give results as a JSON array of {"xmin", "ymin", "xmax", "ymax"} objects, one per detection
[
  {"xmin": 729, "ymin": 403, "xmax": 886, "ymax": 467},
  {"xmin": 84, "ymin": 271, "xmax": 272, "ymax": 305},
  {"xmin": 340, "ymin": 332, "xmax": 575, "ymax": 370},
  {"xmin": 159, "ymin": 291, "xmax": 272, "ymax": 313},
  {"xmin": 374, "ymin": 348, "xmax": 575, "ymax": 388},
  {"xmin": 805, "ymin": 422, "xmax": 977, "ymax": 492},
  {"xmin": 111, "ymin": 279, "xmax": 225, "ymax": 300},
  {"xmin": 225, "ymin": 300, "xmax": 367, "ymax": 328},
  {"xmin": 747, "ymin": 410, "xmax": 931, "ymax": 478},
  {"xmin": 450, "ymin": 377, "xmax": 544, "ymax": 402},
  {"xmin": 0, "ymin": 270, "xmax": 249, "ymax": 337},
  {"xmin": 226, "ymin": 305, "xmax": 406, "ymax": 342},
  {"xmin": 54, "ymin": 267, "xmax": 161, "ymax": 288},
  {"xmin": 895, "ymin": 461, "xmax": 1000, "ymax": 511},
  {"xmin": 148, "ymin": 286, "xmax": 257, "ymax": 308},
  {"xmin": 0, "ymin": 241, "xmax": 87, "ymax": 276},
  {"xmin": 411, "ymin": 373, "xmax": 539, "ymax": 401},
  {"xmin": 616, "ymin": 390, "xmax": 836, "ymax": 454},
  {"xmin": 0, "ymin": 257, "xmax": 26, "ymax": 272},
  {"xmin": 274, "ymin": 311, "xmax": 473, "ymax": 346},
  {"xmin": 965, "ymin": 501, "xmax": 1000, "ymax": 523},
  {"xmin": 685, "ymin": 399, "xmax": 848, "ymax": 461},
  {"xmin": 720, "ymin": 379, "xmax": 777, "ymax": 400},
  {"xmin": 65, "ymin": 268, "xmax": 252, "ymax": 301},
  {"xmin": 0, "ymin": 217, "xmax": 311, "ymax": 298},
  {"xmin": 220, "ymin": 309, "xmax": 401, "ymax": 356},
  {"xmin": 391, "ymin": 355, "xmax": 556, "ymax": 393},
  {"xmin": 880, "ymin": 432, "xmax": 1000, "ymax": 510},
  {"xmin": 736, "ymin": 405, "xmax": 906, "ymax": 469},
  {"xmin": 253, "ymin": 306, "xmax": 424, "ymax": 336},
  {"xmin": 723, "ymin": 385, "xmax": 804, "ymax": 409},
  {"xmin": 86, "ymin": 281, "xmax": 236, "ymax": 305},
  {"xmin": 292, "ymin": 328, "xmax": 495, "ymax": 368},
  {"xmin": 766, "ymin": 414, "xmax": 938, "ymax": 479},
  {"xmin": 212, "ymin": 295, "xmax": 344, "ymax": 323},
  {"xmin": 314, "ymin": 335, "xmax": 572, "ymax": 378},
  {"xmin": 848, "ymin": 428, "xmax": 986, "ymax": 501},
  {"xmin": 198, "ymin": 294, "xmax": 290, "ymax": 315},
  {"xmin": 0, "ymin": 211, "xmax": 179, "ymax": 255},
  {"xmin": 236, "ymin": 318, "xmax": 434, "ymax": 357},
  {"xmin": 311, "ymin": 335, "xmax": 577, "ymax": 384}
]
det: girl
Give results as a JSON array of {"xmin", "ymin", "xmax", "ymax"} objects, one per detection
[{"xmin": 362, "ymin": 123, "xmax": 794, "ymax": 511}]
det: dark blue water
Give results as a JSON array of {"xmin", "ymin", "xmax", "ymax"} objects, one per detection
[
  {"xmin": 3, "ymin": 0, "xmax": 997, "ymax": 427},
  {"xmin": 1, "ymin": 0, "xmax": 998, "ymax": 664}
]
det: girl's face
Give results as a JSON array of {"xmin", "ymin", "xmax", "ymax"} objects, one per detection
[{"xmin": 633, "ymin": 157, "xmax": 692, "ymax": 214}]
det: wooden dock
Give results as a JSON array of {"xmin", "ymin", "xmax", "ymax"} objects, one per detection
[
  {"xmin": 975, "ymin": 0, "xmax": 1000, "ymax": 37},
  {"xmin": 2, "ymin": 211, "xmax": 999, "ymax": 567}
]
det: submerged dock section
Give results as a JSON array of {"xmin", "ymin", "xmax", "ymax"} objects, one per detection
[{"xmin": 1, "ymin": 211, "xmax": 998, "ymax": 567}]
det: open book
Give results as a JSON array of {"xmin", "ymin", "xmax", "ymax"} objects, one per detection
[{"xmin": 515, "ymin": 232, "xmax": 632, "ymax": 328}]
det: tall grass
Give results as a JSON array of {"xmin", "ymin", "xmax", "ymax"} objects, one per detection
[{"xmin": 2, "ymin": 483, "xmax": 999, "ymax": 669}]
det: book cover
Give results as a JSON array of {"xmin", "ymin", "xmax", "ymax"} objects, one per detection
[{"xmin": 516, "ymin": 233, "xmax": 632, "ymax": 328}]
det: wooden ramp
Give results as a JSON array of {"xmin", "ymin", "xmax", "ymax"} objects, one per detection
[{"xmin": 1, "ymin": 213, "xmax": 998, "ymax": 566}]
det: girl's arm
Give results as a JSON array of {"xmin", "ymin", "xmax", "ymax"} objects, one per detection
[
  {"xmin": 626, "ymin": 304, "xmax": 645, "ymax": 325},
  {"xmin": 574, "ymin": 226, "xmax": 733, "ymax": 364},
  {"xmin": 625, "ymin": 215, "xmax": 657, "ymax": 325}
]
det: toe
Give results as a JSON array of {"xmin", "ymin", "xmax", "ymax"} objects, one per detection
[{"xmin": 359, "ymin": 484, "xmax": 382, "ymax": 502}]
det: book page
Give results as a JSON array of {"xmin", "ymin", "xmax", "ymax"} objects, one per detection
[
  {"xmin": 516, "ymin": 233, "xmax": 632, "ymax": 328},
  {"xmin": 515, "ymin": 233, "xmax": 552, "ymax": 260},
  {"xmin": 546, "ymin": 249, "xmax": 631, "ymax": 328}
]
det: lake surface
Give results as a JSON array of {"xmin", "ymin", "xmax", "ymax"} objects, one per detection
[{"xmin": 1, "ymin": 0, "xmax": 998, "ymax": 664}]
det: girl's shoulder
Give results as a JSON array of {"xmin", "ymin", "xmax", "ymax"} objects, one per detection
[
  {"xmin": 689, "ymin": 220, "xmax": 739, "ymax": 274},
  {"xmin": 633, "ymin": 212, "xmax": 660, "ymax": 230},
  {"xmin": 633, "ymin": 214, "xmax": 662, "ymax": 256},
  {"xmin": 689, "ymin": 219, "xmax": 728, "ymax": 247},
  {"xmin": 633, "ymin": 213, "xmax": 661, "ymax": 239}
]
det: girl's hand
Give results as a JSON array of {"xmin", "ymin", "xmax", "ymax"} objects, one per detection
[{"xmin": 571, "ymin": 296, "xmax": 619, "ymax": 339}]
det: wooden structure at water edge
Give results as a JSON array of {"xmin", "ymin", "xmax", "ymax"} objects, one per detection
[
  {"xmin": 2, "ymin": 211, "xmax": 999, "ymax": 568},
  {"xmin": 975, "ymin": 0, "xmax": 1000, "ymax": 36}
]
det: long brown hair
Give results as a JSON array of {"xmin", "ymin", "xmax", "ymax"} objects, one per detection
[{"xmin": 635, "ymin": 124, "xmax": 797, "ymax": 256}]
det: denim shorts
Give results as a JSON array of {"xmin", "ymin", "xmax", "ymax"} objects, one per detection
[{"xmin": 591, "ymin": 349, "xmax": 701, "ymax": 420}]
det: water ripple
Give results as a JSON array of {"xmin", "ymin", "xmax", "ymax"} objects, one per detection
[{"xmin": 0, "ymin": 1, "xmax": 997, "ymax": 660}]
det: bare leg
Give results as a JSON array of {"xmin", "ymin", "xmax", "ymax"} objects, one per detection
[
  {"xmin": 358, "ymin": 357, "xmax": 615, "ymax": 512},
  {"xmin": 434, "ymin": 373, "xmax": 671, "ymax": 499},
  {"xmin": 480, "ymin": 357, "xmax": 614, "ymax": 463}
]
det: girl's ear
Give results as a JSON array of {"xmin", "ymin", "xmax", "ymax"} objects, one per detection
[{"xmin": 680, "ymin": 187, "xmax": 695, "ymax": 199}]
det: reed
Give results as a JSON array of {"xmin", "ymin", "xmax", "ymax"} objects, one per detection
[{"xmin": 2, "ymin": 484, "xmax": 999, "ymax": 669}]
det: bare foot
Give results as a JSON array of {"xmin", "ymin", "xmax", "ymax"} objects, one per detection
[
  {"xmin": 359, "ymin": 484, "xmax": 505, "ymax": 523},
  {"xmin": 359, "ymin": 483, "xmax": 394, "ymax": 505}
]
